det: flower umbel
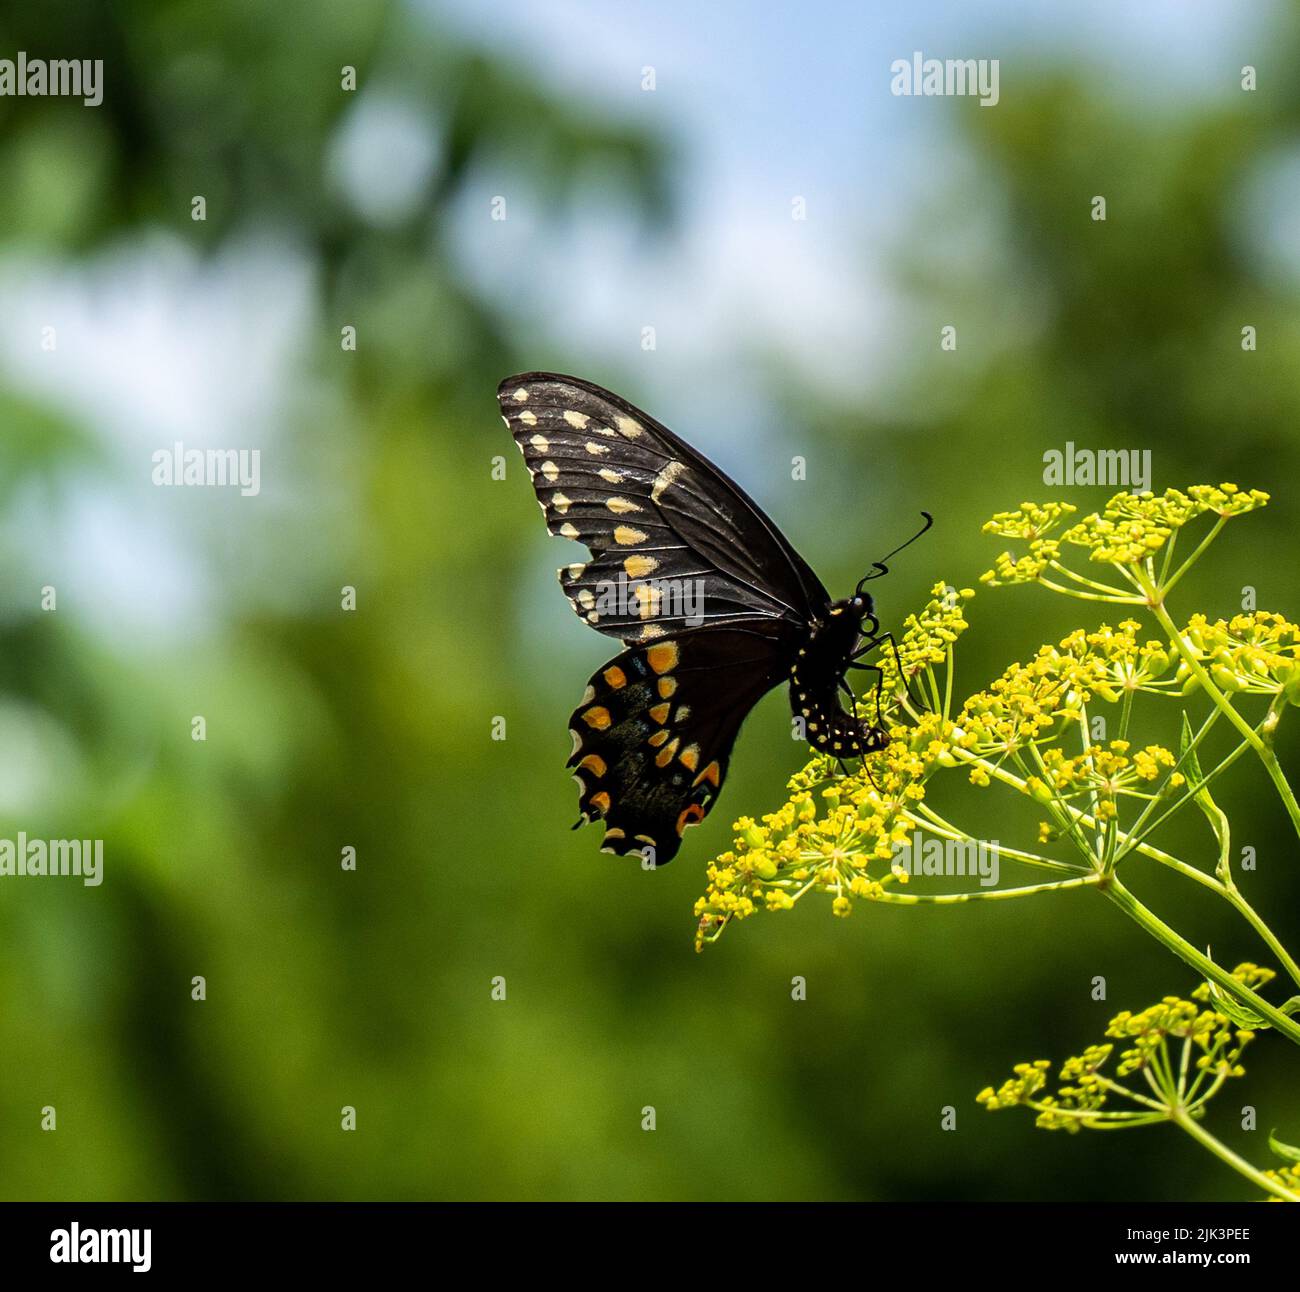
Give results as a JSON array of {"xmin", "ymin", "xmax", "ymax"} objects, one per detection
[
  {"xmin": 688, "ymin": 483, "xmax": 1300, "ymax": 1202},
  {"xmin": 977, "ymin": 967, "xmax": 1299, "ymax": 1201}
]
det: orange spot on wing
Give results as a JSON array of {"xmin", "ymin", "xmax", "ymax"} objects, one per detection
[
  {"xmin": 578, "ymin": 754, "xmax": 607, "ymax": 776},
  {"xmin": 693, "ymin": 760, "xmax": 721, "ymax": 789},
  {"xmin": 602, "ymin": 666, "xmax": 627, "ymax": 689},
  {"xmin": 646, "ymin": 642, "xmax": 679, "ymax": 674},
  {"xmin": 582, "ymin": 706, "xmax": 611, "ymax": 730},
  {"xmin": 654, "ymin": 738, "xmax": 680, "ymax": 768},
  {"xmin": 676, "ymin": 803, "xmax": 706, "ymax": 835}
]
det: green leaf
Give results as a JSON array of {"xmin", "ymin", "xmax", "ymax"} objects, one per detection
[
  {"xmin": 1268, "ymin": 1131, "xmax": 1300, "ymax": 1164},
  {"xmin": 1201, "ymin": 951, "xmax": 1270, "ymax": 1028}
]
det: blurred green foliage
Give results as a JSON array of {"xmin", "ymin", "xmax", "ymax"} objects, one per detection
[{"xmin": 0, "ymin": 1, "xmax": 1297, "ymax": 1199}]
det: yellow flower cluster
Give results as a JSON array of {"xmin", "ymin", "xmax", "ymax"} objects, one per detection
[
  {"xmin": 1107, "ymin": 996, "xmax": 1238, "ymax": 1077},
  {"xmin": 955, "ymin": 644, "xmax": 1099, "ymax": 756},
  {"xmin": 1178, "ymin": 611, "xmax": 1300, "ymax": 702},
  {"xmin": 1186, "ymin": 484, "xmax": 1270, "ymax": 517},
  {"xmin": 1263, "ymin": 1164, "xmax": 1300, "ymax": 1201},
  {"xmin": 1061, "ymin": 486, "xmax": 1268, "ymax": 566},
  {"xmin": 980, "ymin": 502, "xmax": 1076, "ymax": 587},
  {"xmin": 1025, "ymin": 741, "xmax": 1183, "ymax": 820},
  {"xmin": 978, "ymin": 969, "xmax": 1265, "ymax": 1133},
  {"xmin": 1065, "ymin": 513, "xmax": 1173, "ymax": 566},
  {"xmin": 875, "ymin": 581, "xmax": 975, "ymax": 710},
  {"xmin": 983, "ymin": 501, "xmax": 1078, "ymax": 540},
  {"xmin": 982, "ymin": 484, "xmax": 1268, "ymax": 584},
  {"xmin": 1059, "ymin": 620, "xmax": 1174, "ymax": 695},
  {"xmin": 693, "ymin": 721, "xmax": 943, "ymax": 950}
]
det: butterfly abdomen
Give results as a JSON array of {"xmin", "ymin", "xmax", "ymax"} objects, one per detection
[{"xmin": 790, "ymin": 602, "xmax": 887, "ymax": 759}]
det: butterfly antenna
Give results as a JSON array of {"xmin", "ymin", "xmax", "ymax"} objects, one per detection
[{"xmin": 856, "ymin": 511, "xmax": 933, "ymax": 593}]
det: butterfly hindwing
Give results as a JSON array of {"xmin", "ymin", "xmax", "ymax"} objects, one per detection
[
  {"xmin": 566, "ymin": 625, "xmax": 797, "ymax": 864},
  {"xmin": 499, "ymin": 373, "xmax": 830, "ymax": 642}
]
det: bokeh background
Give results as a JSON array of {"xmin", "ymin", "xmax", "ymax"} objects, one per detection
[{"xmin": 1, "ymin": 0, "xmax": 1298, "ymax": 1200}]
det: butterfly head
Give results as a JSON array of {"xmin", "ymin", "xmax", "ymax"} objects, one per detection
[{"xmin": 848, "ymin": 590, "xmax": 875, "ymax": 619}]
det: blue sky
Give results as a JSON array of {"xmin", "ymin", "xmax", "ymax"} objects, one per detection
[{"xmin": 434, "ymin": 0, "xmax": 1276, "ymax": 398}]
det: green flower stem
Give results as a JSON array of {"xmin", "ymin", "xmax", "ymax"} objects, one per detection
[
  {"xmin": 949, "ymin": 746, "xmax": 1224, "ymax": 894},
  {"xmin": 1036, "ymin": 576, "xmax": 1143, "ymax": 604},
  {"xmin": 1220, "ymin": 885, "xmax": 1300, "ymax": 990},
  {"xmin": 1047, "ymin": 559, "xmax": 1139, "ymax": 598},
  {"xmin": 869, "ymin": 875, "xmax": 1100, "ymax": 905},
  {"xmin": 1162, "ymin": 515, "xmax": 1227, "ymax": 599},
  {"xmin": 1103, "ymin": 877, "xmax": 1300, "ymax": 1046},
  {"xmin": 1170, "ymin": 1109, "xmax": 1300, "ymax": 1202},
  {"xmin": 919, "ymin": 722, "xmax": 1298, "ymax": 1002},
  {"xmin": 1118, "ymin": 686, "xmax": 1136, "ymax": 742},
  {"xmin": 1141, "ymin": 582, "xmax": 1300, "ymax": 841},
  {"xmin": 1120, "ymin": 733, "xmax": 1251, "ymax": 854},
  {"xmin": 907, "ymin": 804, "xmax": 1082, "ymax": 874},
  {"xmin": 1120, "ymin": 707, "xmax": 1223, "ymax": 844}
]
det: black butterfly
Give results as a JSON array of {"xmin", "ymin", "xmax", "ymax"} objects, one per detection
[{"xmin": 498, "ymin": 372, "xmax": 930, "ymax": 866}]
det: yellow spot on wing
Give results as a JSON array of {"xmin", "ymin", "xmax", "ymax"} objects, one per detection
[
  {"xmin": 540, "ymin": 460, "xmax": 559, "ymax": 482},
  {"xmin": 520, "ymin": 410, "xmax": 538, "ymax": 426},
  {"xmin": 614, "ymin": 525, "xmax": 647, "ymax": 545},
  {"xmin": 552, "ymin": 492, "xmax": 572, "ymax": 514},
  {"xmin": 585, "ymin": 441, "xmax": 610, "ymax": 456},
  {"xmin": 638, "ymin": 624, "xmax": 664, "ymax": 639},
  {"xmin": 657, "ymin": 676, "xmax": 677, "ymax": 698},
  {"xmin": 637, "ymin": 586, "xmax": 662, "ymax": 618},
  {"xmin": 513, "ymin": 388, "xmax": 529, "ymax": 402},
  {"xmin": 605, "ymin": 497, "xmax": 641, "ymax": 514},
  {"xmin": 625, "ymin": 555, "xmax": 658, "ymax": 578},
  {"xmin": 651, "ymin": 460, "xmax": 687, "ymax": 503},
  {"xmin": 646, "ymin": 641, "xmax": 679, "ymax": 674},
  {"xmin": 615, "ymin": 415, "xmax": 643, "ymax": 438},
  {"xmin": 582, "ymin": 706, "xmax": 611, "ymax": 730},
  {"xmin": 559, "ymin": 522, "xmax": 580, "ymax": 540},
  {"xmin": 598, "ymin": 467, "xmax": 623, "ymax": 484},
  {"xmin": 563, "ymin": 409, "xmax": 590, "ymax": 429}
]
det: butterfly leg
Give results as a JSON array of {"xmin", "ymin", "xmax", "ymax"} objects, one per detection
[
  {"xmin": 844, "ymin": 663, "xmax": 887, "ymax": 728},
  {"xmin": 853, "ymin": 631, "xmax": 926, "ymax": 715}
]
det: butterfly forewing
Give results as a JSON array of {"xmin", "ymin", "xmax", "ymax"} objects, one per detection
[{"xmin": 499, "ymin": 373, "xmax": 830, "ymax": 642}]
